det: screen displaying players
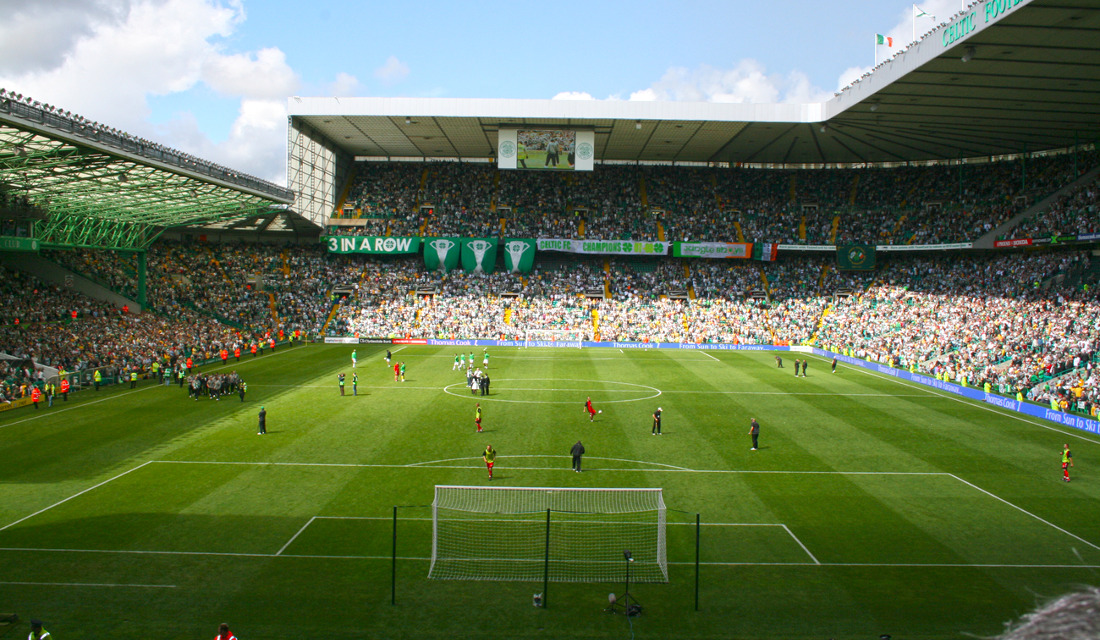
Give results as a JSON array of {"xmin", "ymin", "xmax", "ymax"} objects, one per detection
[
  {"xmin": 516, "ymin": 129, "xmax": 576, "ymax": 170},
  {"xmin": 498, "ymin": 129, "xmax": 593, "ymax": 171}
]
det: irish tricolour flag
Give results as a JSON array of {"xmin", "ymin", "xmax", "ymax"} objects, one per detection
[{"xmin": 875, "ymin": 34, "xmax": 894, "ymax": 47}]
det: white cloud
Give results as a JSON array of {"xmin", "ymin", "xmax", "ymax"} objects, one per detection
[
  {"xmin": 0, "ymin": 0, "xmax": 330, "ymax": 185},
  {"xmin": 0, "ymin": 0, "xmax": 121, "ymax": 75},
  {"xmin": 836, "ymin": 65, "xmax": 869, "ymax": 91},
  {"xmin": 328, "ymin": 72, "xmax": 360, "ymax": 97},
  {"xmin": 625, "ymin": 60, "xmax": 831, "ymax": 105},
  {"xmin": 202, "ymin": 47, "xmax": 300, "ymax": 99},
  {"xmin": 374, "ymin": 55, "xmax": 409, "ymax": 84},
  {"xmin": 552, "ymin": 91, "xmax": 594, "ymax": 100}
]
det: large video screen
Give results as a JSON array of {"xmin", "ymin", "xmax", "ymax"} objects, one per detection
[
  {"xmin": 498, "ymin": 129, "xmax": 594, "ymax": 171},
  {"xmin": 517, "ymin": 130, "xmax": 575, "ymax": 170}
]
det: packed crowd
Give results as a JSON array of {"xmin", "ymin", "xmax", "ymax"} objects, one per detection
[
  {"xmin": 328, "ymin": 151, "xmax": 1097, "ymax": 246},
  {"xmin": 1007, "ymin": 174, "xmax": 1100, "ymax": 239},
  {"xmin": 816, "ymin": 252, "xmax": 1099, "ymax": 409}
]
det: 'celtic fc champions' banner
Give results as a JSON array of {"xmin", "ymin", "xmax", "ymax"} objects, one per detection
[
  {"xmin": 536, "ymin": 238, "xmax": 668, "ymax": 256},
  {"xmin": 460, "ymin": 238, "xmax": 499, "ymax": 274},
  {"xmin": 502, "ymin": 238, "xmax": 536, "ymax": 273},
  {"xmin": 326, "ymin": 236, "xmax": 421, "ymax": 254}
]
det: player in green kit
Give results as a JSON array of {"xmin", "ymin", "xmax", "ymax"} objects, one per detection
[
  {"xmin": 460, "ymin": 353, "xmax": 467, "ymax": 369},
  {"xmin": 399, "ymin": 362, "xmax": 407, "ymax": 382},
  {"xmin": 351, "ymin": 349, "xmax": 357, "ymax": 369},
  {"xmin": 453, "ymin": 353, "xmax": 461, "ymax": 371},
  {"xmin": 482, "ymin": 350, "xmax": 489, "ymax": 369}
]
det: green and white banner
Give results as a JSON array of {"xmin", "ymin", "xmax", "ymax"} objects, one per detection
[
  {"xmin": 325, "ymin": 236, "xmax": 421, "ymax": 254},
  {"xmin": 536, "ymin": 238, "xmax": 668, "ymax": 256},
  {"xmin": 673, "ymin": 242, "xmax": 751, "ymax": 259},
  {"xmin": 837, "ymin": 244, "xmax": 876, "ymax": 270},
  {"xmin": 424, "ymin": 237, "xmax": 462, "ymax": 272},
  {"xmin": 502, "ymin": 238, "xmax": 536, "ymax": 273},
  {"xmin": 461, "ymin": 238, "xmax": 499, "ymax": 274}
]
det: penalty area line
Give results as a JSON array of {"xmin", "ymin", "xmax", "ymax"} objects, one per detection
[
  {"xmin": 276, "ymin": 516, "xmax": 317, "ymax": 556},
  {"xmin": 0, "ymin": 461, "xmax": 153, "ymax": 532},
  {"xmin": 149, "ymin": 459, "xmax": 942, "ymax": 475},
  {"xmin": 948, "ymin": 473, "xmax": 1100, "ymax": 552},
  {"xmin": 781, "ymin": 524, "xmax": 820, "ymax": 565}
]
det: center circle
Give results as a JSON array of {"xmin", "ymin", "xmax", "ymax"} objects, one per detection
[{"xmin": 443, "ymin": 378, "xmax": 662, "ymax": 405}]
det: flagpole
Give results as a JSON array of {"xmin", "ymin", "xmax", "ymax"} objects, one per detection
[{"xmin": 912, "ymin": 6, "xmax": 916, "ymax": 43}]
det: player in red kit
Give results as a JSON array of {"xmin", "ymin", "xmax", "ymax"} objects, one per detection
[
  {"xmin": 394, "ymin": 362, "xmax": 401, "ymax": 382},
  {"xmin": 585, "ymin": 396, "xmax": 599, "ymax": 421}
]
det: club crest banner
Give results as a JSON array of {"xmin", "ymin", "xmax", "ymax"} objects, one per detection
[
  {"xmin": 502, "ymin": 238, "xmax": 536, "ymax": 273},
  {"xmin": 461, "ymin": 238, "xmax": 499, "ymax": 274},
  {"xmin": 424, "ymin": 237, "xmax": 461, "ymax": 272}
]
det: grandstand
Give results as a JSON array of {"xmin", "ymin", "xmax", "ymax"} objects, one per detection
[{"xmin": 2, "ymin": 0, "xmax": 1100, "ymax": 637}]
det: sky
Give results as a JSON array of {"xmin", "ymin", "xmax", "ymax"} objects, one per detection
[{"xmin": 0, "ymin": 0, "xmax": 964, "ymax": 185}]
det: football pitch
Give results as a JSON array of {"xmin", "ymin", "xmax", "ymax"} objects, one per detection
[{"xmin": 2, "ymin": 344, "xmax": 1099, "ymax": 639}]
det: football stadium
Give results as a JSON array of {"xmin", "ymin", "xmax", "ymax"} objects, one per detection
[{"xmin": 3, "ymin": 0, "xmax": 1100, "ymax": 638}]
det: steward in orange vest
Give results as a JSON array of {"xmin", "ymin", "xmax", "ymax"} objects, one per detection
[
  {"xmin": 60, "ymin": 378, "xmax": 70, "ymax": 401},
  {"xmin": 31, "ymin": 386, "xmax": 42, "ymax": 409}
]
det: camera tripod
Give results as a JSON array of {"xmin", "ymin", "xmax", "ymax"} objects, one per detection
[{"xmin": 605, "ymin": 551, "xmax": 642, "ymax": 616}]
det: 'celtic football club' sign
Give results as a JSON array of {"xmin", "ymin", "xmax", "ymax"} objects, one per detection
[
  {"xmin": 503, "ymin": 238, "xmax": 536, "ymax": 273},
  {"xmin": 325, "ymin": 236, "xmax": 421, "ymax": 254}
]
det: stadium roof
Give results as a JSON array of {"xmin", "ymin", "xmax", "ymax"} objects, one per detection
[
  {"xmin": 289, "ymin": 0, "xmax": 1100, "ymax": 166},
  {"xmin": 0, "ymin": 94, "xmax": 296, "ymax": 250}
]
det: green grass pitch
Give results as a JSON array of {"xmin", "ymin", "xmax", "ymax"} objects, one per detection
[{"xmin": 2, "ymin": 344, "xmax": 1099, "ymax": 639}]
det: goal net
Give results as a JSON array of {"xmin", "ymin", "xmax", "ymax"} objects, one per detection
[
  {"xmin": 429, "ymin": 485, "xmax": 667, "ymax": 583},
  {"xmin": 523, "ymin": 329, "xmax": 585, "ymax": 349}
]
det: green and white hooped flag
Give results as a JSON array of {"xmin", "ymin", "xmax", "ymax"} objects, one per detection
[
  {"xmin": 424, "ymin": 237, "xmax": 462, "ymax": 272},
  {"xmin": 461, "ymin": 238, "xmax": 499, "ymax": 274},
  {"xmin": 502, "ymin": 238, "xmax": 536, "ymax": 273}
]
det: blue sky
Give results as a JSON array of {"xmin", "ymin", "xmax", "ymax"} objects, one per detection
[{"xmin": 0, "ymin": 0, "xmax": 958, "ymax": 184}]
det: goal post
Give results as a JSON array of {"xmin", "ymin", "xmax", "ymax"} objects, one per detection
[
  {"xmin": 428, "ymin": 486, "xmax": 667, "ymax": 583},
  {"xmin": 523, "ymin": 329, "xmax": 585, "ymax": 349}
]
